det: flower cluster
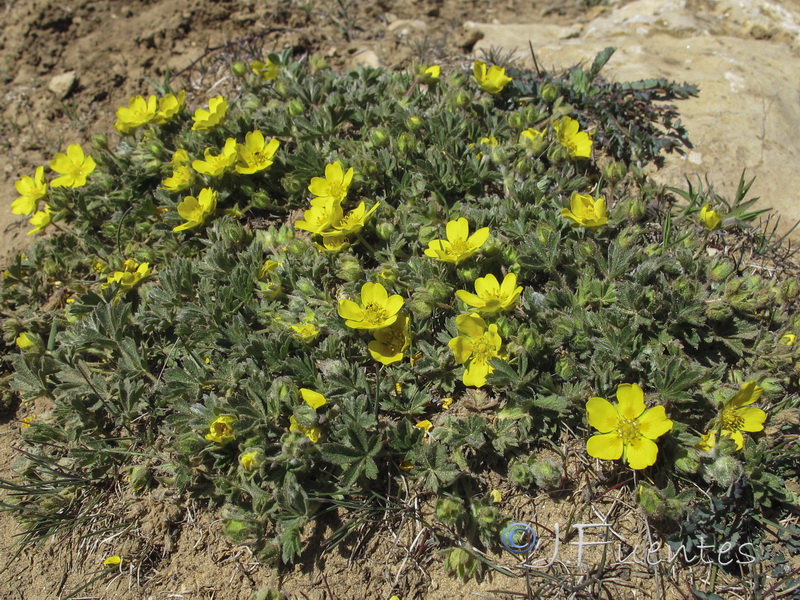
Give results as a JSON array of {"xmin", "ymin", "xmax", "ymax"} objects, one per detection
[{"xmin": 114, "ymin": 91, "xmax": 185, "ymax": 134}]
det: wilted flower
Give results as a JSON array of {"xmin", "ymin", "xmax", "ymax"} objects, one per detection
[
  {"xmin": 781, "ymin": 333, "xmax": 796, "ymax": 346},
  {"xmin": 472, "ymin": 60, "xmax": 512, "ymax": 94},
  {"xmin": 15, "ymin": 332, "xmax": 36, "ymax": 350},
  {"xmin": 448, "ymin": 313, "xmax": 503, "ymax": 387},
  {"xmin": 239, "ymin": 450, "xmax": 262, "ymax": 471},
  {"xmin": 553, "ymin": 116, "xmax": 592, "ymax": 159},
  {"xmin": 338, "ymin": 282, "xmax": 404, "ymax": 330},
  {"xmin": 424, "ymin": 217, "xmax": 490, "ymax": 264},
  {"xmin": 104, "ymin": 258, "xmax": 150, "ymax": 290},
  {"xmin": 289, "ymin": 388, "xmax": 327, "ymax": 442},
  {"xmin": 699, "ymin": 204, "xmax": 722, "ymax": 230},
  {"xmin": 585, "ymin": 383, "xmax": 673, "ymax": 470},
  {"xmin": 561, "ymin": 192, "xmax": 608, "ymax": 229},
  {"xmin": 13, "ymin": 166, "xmax": 47, "ymax": 216},
  {"xmin": 205, "ymin": 415, "xmax": 237, "ymax": 444},
  {"xmin": 456, "ymin": 273, "xmax": 523, "ymax": 314},
  {"xmin": 50, "ymin": 144, "xmax": 96, "ymax": 188},
  {"xmin": 251, "ymin": 58, "xmax": 279, "ymax": 81}
]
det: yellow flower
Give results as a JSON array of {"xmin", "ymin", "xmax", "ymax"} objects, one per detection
[
  {"xmin": 27, "ymin": 205, "xmax": 52, "ymax": 235},
  {"xmin": 399, "ymin": 460, "xmax": 413, "ymax": 471},
  {"xmin": 162, "ymin": 165, "xmax": 195, "ymax": 192},
  {"xmin": 235, "ymin": 130, "xmax": 280, "ymax": 175},
  {"xmin": 300, "ymin": 388, "xmax": 327, "ymax": 410},
  {"xmin": 114, "ymin": 94, "xmax": 157, "ymax": 133},
  {"xmin": 419, "ymin": 65, "xmax": 440, "ymax": 84},
  {"xmin": 441, "ymin": 397, "xmax": 454, "ymax": 410},
  {"xmin": 448, "ymin": 313, "xmax": 503, "ymax": 387},
  {"xmin": 13, "ymin": 166, "xmax": 47, "ymax": 216},
  {"xmin": 50, "ymin": 144, "xmax": 96, "ymax": 188},
  {"xmin": 102, "ymin": 556, "xmax": 122, "ymax": 566},
  {"xmin": 171, "ymin": 148, "xmax": 191, "ymax": 167},
  {"xmin": 290, "ymin": 321, "xmax": 321, "ymax": 342},
  {"xmin": 20, "ymin": 414, "xmax": 36, "ymax": 428},
  {"xmin": 258, "ymin": 259, "xmax": 281, "ymax": 279},
  {"xmin": 339, "ymin": 282, "xmax": 404, "ymax": 330},
  {"xmin": 424, "ymin": 217, "xmax": 490, "ymax": 264},
  {"xmin": 415, "ymin": 420, "xmax": 432, "ymax": 432},
  {"xmin": 173, "ymin": 188, "xmax": 217, "ymax": 231},
  {"xmin": 699, "ymin": 204, "xmax": 722, "ymax": 230},
  {"xmin": 313, "ymin": 235, "xmax": 351, "ymax": 253},
  {"xmin": 205, "ymin": 415, "xmax": 237, "ymax": 444},
  {"xmin": 192, "ymin": 139, "xmax": 238, "ymax": 177},
  {"xmin": 289, "ymin": 416, "xmax": 323, "ymax": 443},
  {"xmin": 152, "ymin": 91, "xmax": 186, "ymax": 124},
  {"xmin": 368, "ymin": 314, "xmax": 410, "ymax": 365},
  {"xmin": 456, "ymin": 273, "xmax": 523, "ymax": 314},
  {"xmin": 295, "ymin": 198, "xmax": 344, "ymax": 236},
  {"xmin": 585, "ymin": 383, "xmax": 673, "ymax": 470},
  {"xmin": 191, "ymin": 96, "xmax": 228, "ymax": 131},
  {"xmin": 696, "ymin": 429, "xmax": 716, "ymax": 452},
  {"xmin": 553, "ymin": 116, "xmax": 592, "ymax": 159},
  {"xmin": 472, "ymin": 60, "xmax": 513, "ymax": 94},
  {"xmin": 239, "ymin": 450, "xmax": 261, "ymax": 471},
  {"xmin": 520, "ymin": 128, "xmax": 546, "ymax": 154},
  {"xmin": 309, "ymin": 161, "xmax": 354, "ymax": 205},
  {"xmin": 16, "ymin": 332, "xmax": 35, "ymax": 349},
  {"xmin": 561, "ymin": 192, "xmax": 608, "ymax": 229},
  {"xmin": 251, "ymin": 58, "xmax": 279, "ymax": 81},
  {"xmin": 479, "ymin": 136, "xmax": 499, "ymax": 147},
  {"xmin": 323, "ymin": 202, "xmax": 380, "ymax": 238},
  {"xmin": 104, "ymin": 259, "xmax": 151, "ymax": 290},
  {"xmin": 781, "ymin": 333, "xmax": 796, "ymax": 346},
  {"xmin": 703, "ymin": 381, "xmax": 767, "ymax": 451},
  {"xmin": 490, "ymin": 489, "xmax": 503, "ymax": 503}
]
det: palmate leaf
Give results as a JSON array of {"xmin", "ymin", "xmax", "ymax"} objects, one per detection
[{"xmin": 318, "ymin": 427, "xmax": 382, "ymax": 489}]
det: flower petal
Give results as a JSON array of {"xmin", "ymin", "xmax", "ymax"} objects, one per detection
[
  {"xmin": 446, "ymin": 218, "xmax": 468, "ymax": 242},
  {"xmin": 586, "ymin": 397, "xmax": 620, "ymax": 433},
  {"xmin": 337, "ymin": 299, "xmax": 364, "ymax": 321},
  {"xmin": 727, "ymin": 381, "xmax": 763, "ymax": 409},
  {"xmin": 637, "ymin": 405, "xmax": 673, "ymax": 440},
  {"xmin": 736, "ymin": 406, "xmax": 766, "ymax": 432},
  {"xmin": 625, "ymin": 437, "xmax": 660, "ymax": 470},
  {"xmin": 463, "ymin": 359, "xmax": 490, "ymax": 387},
  {"xmin": 361, "ymin": 281, "xmax": 388, "ymax": 305},
  {"xmin": 455, "ymin": 313, "xmax": 486, "ymax": 339},
  {"xmin": 300, "ymin": 389, "xmax": 327, "ymax": 410},
  {"xmin": 616, "ymin": 383, "xmax": 645, "ymax": 420},
  {"xmin": 467, "ymin": 227, "xmax": 490, "ymax": 250},
  {"xmin": 586, "ymin": 432, "xmax": 623, "ymax": 460},
  {"xmin": 448, "ymin": 336, "xmax": 473, "ymax": 364}
]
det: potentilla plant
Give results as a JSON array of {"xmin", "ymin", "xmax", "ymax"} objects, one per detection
[{"xmin": 2, "ymin": 47, "xmax": 799, "ymax": 580}]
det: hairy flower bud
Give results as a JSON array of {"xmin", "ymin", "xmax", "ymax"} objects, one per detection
[
  {"xmin": 509, "ymin": 460, "xmax": 535, "ymax": 487},
  {"xmin": 286, "ymin": 99, "xmax": 305, "ymax": 116},
  {"xmin": 705, "ymin": 455, "xmax": 744, "ymax": 487},
  {"xmin": 337, "ymin": 256, "xmax": 363, "ymax": 282},
  {"xmin": 530, "ymin": 455, "xmax": 563, "ymax": 489},
  {"xmin": 539, "ymin": 82, "xmax": 558, "ymax": 102},
  {"xmin": 602, "ymin": 160, "xmax": 627, "ymax": 183},
  {"xmin": 232, "ymin": 61, "xmax": 248, "ymax": 77},
  {"xmin": 370, "ymin": 128, "xmax": 389, "ymax": 148},
  {"xmin": 507, "ymin": 112, "xmax": 525, "ymax": 129},
  {"xmin": 636, "ymin": 483, "xmax": 668, "ymax": 519}
]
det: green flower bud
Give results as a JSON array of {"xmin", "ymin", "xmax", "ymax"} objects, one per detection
[
  {"xmin": 540, "ymin": 82, "xmax": 558, "ymax": 102},
  {"xmin": 338, "ymin": 256, "xmax": 363, "ymax": 282},
  {"xmin": 473, "ymin": 505, "xmax": 503, "ymax": 535},
  {"xmin": 457, "ymin": 266, "xmax": 480, "ymax": 283},
  {"xmin": 547, "ymin": 144, "xmax": 570, "ymax": 164},
  {"xmin": 91, "ymin": 134, "xmax": 108, "ymax": 151},
  {"xmin": 514, "ymin": 157, "xmax": 533, "ymax": 175},
  {"xmin": 427, "ymin": 279, "xmax": 452, "ymax": 302},
  {"xmin": 42, "ymin": 257, "xmax": 59, "ymax": 277},
  {"xmin": 375, "ymin": 221, "xmax": 395, "ymax": 240},
  {"xmin": 406, "ymin": 116, "xmax": 423, "ymax": 131},
  {"xmin": 376, "ymin": 265, "xmax": 398, "ymax": 284},
  {"xmin": 555, "ymin": 358, "xmax": 575, "ymax": 379},
  {"xmin": 530, "ymin": 455, "xmax": 563, "ymax": 489},
  {"xmin": 276, "ymin": 225, "xmax": 294, "ymax": 244},
  {"xmin": 251, "ymin": 191, "xmax": 271, "ymax": 210},
  {"xmin": 490, "ymin": 147, "xmax": 509, "ymax": 165},
  {"xmin": 397, "ymin": 132, "xmax": 416, "ymax": 154},
  {"xmin": 274, "ymin": 81, "xmax": 287, "ymax": 96},
  {"xmin": 781, "ymin": 277, "xmax": 800, "ymax": 300},
  {"xmin": 435, "ymin": 497, "xmax": 464, "ymax": 525},
  {"xmin": 282, "ymin": 175, "xmax": 304, "ymax": 195},
  {"xmin": 453, "ymin": 90, "xmax": 471, "ymax": 108},
  {"xmin": 286, "ymin": 239, "xmax": 307, "ymax": 256},
  {"xmin": 224, "ymin": 518, "xmax": 254, "ymax": 542},
  {"xmin": 232, "ymin": 61, "xmax": 248, "ymax": 77},
  {"xmin": 409, "ymin": 295, "xmax": 435, "ymax": 320},
  {"xmin": 286, "ymin": 99, "xmax": 305, "ymax": 116},
  {"xmin": 295, "ymin": 278, "xmax": 316, "ymax": 296},
  {"xmin": 293, "ymin": 404, "xmax": 319, "ymax": 430},
  {"xmin": 508, "ymin": 460, "xmax": 535, "ymax": 487},
  {"xmin": 705, "ymin": 455, "xmax": 743, "ymax": 487},
  {"xmin": 127, "ymin": 465, "xmax": 150, "ymax": 491},
  {"xmin": 578, "ymin": 240, "xmax": 598, "ymax": 258},
  {"xmin": 310, "ymin": 54, "xmax": 328, "ymax": 73},
  {"xmin": 370, "ymin": 128, "xmax": 389, "ymax": 148},
  {"xmin": 507, "ymin": 112, "xmax": 525, "ymax": 129},
  {"xmin": 222, "ymin": 221, "xmax": 246, "ymax": 245},
  {"xmin": 626, "ymin": 197, "xmax": 646, "ymax": 220}
]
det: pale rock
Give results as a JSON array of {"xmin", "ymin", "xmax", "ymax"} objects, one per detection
[
  {"xmin": 471, "ymin": 0, "xmax": 800, "ymax": 238},
  {"xmin": 349, "ymin": 49, "xmax": 381, "ymax": 69},
  {"xmin": 47, "ymin": 71, "xmax": 77, "ymax": 98},
  {"xmin": 387, "ymin": 19, "xmax": 428, "ymax": 36}
]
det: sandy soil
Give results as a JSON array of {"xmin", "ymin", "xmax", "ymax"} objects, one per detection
[{"xmin": 0, "ymin": 1, "xmax": 771, "ymax": 599}]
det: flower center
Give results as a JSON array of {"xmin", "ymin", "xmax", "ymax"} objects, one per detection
[
  {"xmin": 471, "ymin": 336, "xmax": 494, "ymax": 363},
  {"xmin": 448, "ymin": 238, "xmax": 471, "ymax": 257},
  {"xmin": 721, "ymin": 409, "xmax": 744, "ymax": 432},
  {"xmin": 364, "ymin": 302, "xmax": 388, "ymax": 326},
  {"xmin": 617, "ymin": 418, "xmax": 641, "ymax": 443},
  {"xmin": 327, "ymin": 181, "xmax": 345, "ymax": 200}
]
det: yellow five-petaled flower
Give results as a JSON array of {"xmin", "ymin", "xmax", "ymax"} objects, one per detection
[
  {"xmin": 309, "ymin": 161, "xmax": 354, "ymax": 205},
  {"xmin": 561, "ymin": 192, "xmax": 608, "ymax": 230},
  {"xmin": 456, "ymin": 273, "xmax": 523, "ymax": 314},
  {"xmin": 13, "ymin": 166, "xmax": 47, "ymax": 215},
  {"xmin": 103, "ymin": 258, "xmax": 151, "ymax": 290},
  {"xmin": 173, "ymin": 188, "xmax": 217, "ymax": 231},
  {"xmin": 472, "ymin": 60, "xmax": 513, "ymax": 95},
  {"xmin": 191, "ymin": 96, "xmax": 228, "ymax": 131},
  {"xmin": 368, "ymin": 313, "xmax": 410, "ymax": 365},
  {"xmin": 338, "ymin": 282, "xmax": 404, "ymax": 330},
  {"xmin": 424, "ymin": 217, "xmax": 490, "ymax": 264},
  {"xmin": 699, "ymin": 204, "xmax": 722, "ymax": 230},
  {"xmin": 448, "ymin": 313, "xmax": 503, "ymax": 387},
  {"xmin": 553, "ymin": 116, "xmax": 592, "ymax": 160},
  {"xmin": 235, "ymin": 130, "xmax": 280, "ymax": 175},
  {"xmin": 697, "ymin": 381, "xmax": 767, "ymax": 451},
  {"xmin": 585, "ymin": 383, "xmax": 673, "ymax": 470},
  {"xmin": 50, "ymin": 144, "xmax": 96, "ymax": 188},
  {"xmin": 205, "ymin": 415, "xmax": 237, "ymax": 445}
]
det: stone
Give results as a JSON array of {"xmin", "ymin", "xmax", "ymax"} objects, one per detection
[
  {"xmin": 387, "ymin": 19, "xmax": 428, "ymax": 35},
  {"xmin": 47, "ymin": 71, "xmax": 77, "ymax": 98},
  {"xmin": 470, "ymin": 0, "xmax": 800, "ymax": 239},
  {"xmin": 349, "ymin": 48, "xmax": 381, "ymax": 69}
]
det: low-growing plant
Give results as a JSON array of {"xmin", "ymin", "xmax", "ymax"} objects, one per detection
[{"xmin": 1, "ymin": 46, "xmax": 798, "ymax": 591}]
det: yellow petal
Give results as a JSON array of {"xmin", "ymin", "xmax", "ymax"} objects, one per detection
[
  {"xmin": 467, "ymin": 227, "xmax": 490, "ymax": 249},
  {"xmin": 337, "ymin": 299, "xmax": 364, "ymax": 321},
  {"xmin": 586, "ymin": 432, "xmax": 623, "ymax": 460},
  {"xmin": 616, "ymin": 383, "xmax": 645, "ymax": 420},
  {"xmin": 463, "ymin": 359, "xmax": 490, "ymax": 387},
  {"xmin": 636, "ymin": 405, "xmax": 673, "ymax": 440},
  {"xmin": 448, "ymin": 336, "xmax": 474, "ymax": 364},
  {"xmin": 625, "ymin": 437, "xmax": 659, "ymax": 470},
  {"xmin": 300, "ymin": 388, "xmax": 327, "ymax": 410},
  {"xmin": 361, "ymin": 281, "xmax": 388, "ymax": 305},
  {"xmin": 586, "ymin": 397, "xmax": 620, "ymax": 433},
  {"xmin": 727, "ymin": 381, "xmax": 763, "ymax": 409},
  {"xmin": 446, "ymin": 218, "xmax": 469, "ymax": 242},
  {"xmin": 736, "ymin": 406, "xmax": 766, "ymax": 432},
  {"xmin": 455, "ymin": 313, "xmax": 486, "ymax": 339}
]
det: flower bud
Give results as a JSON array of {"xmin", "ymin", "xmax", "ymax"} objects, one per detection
[
  {"xmin": 282, "ymin": 175, "xmax": 304, "ymax": 195},
  {"xmin": 396, "ymin": 132, "xmax": 416, "ymax": 154},
  {"xmin": 406, "ymin": 116, "xmax": 423, "ymax": 131},
  {"xmin": 674, "ymin": 448, "xmax": 700, "ymax": 474},
  {"xmin": 509, "ymin": 460, "xmax": 535, "ymax": 487},
  {"xmin": 704, "ymin": 455, "xmax": 743, "ymax": 487},
  {"xmin": 453, "ymin": 90, "xmax": 471, "ymax": 108},
  {"xmin": 490, "ymin": 146, "xmax": 509, "ymax": 165},
  {"xmin": 91, "ymin": 134, "xmax": 108, "ymax": 151},
  {"xmin": 310, "ymin": 54, "xmax": 328, "ymax": 73},
  {"xmin": 224, "ymin": 519, "xmax": 254, "ymax": 542},
  {"xmin": 514, "ymin": 157, "xmax": 533, "ymax": 175},
  {"xmin": 375, "ymin": 221, "xmax": 395, "ymax": 240},
  {"xmin": 286, "ymin": 239, "xmax": 307, "ymax": 256},
  {"xmin": 456, "ymin": 266, "xmax": 480, "ymax": 283},
  {"xmin": 555, "ymin": 358, "xmax": 575, "ymax": 379},
  {"xmin": 337, "ymin": 256, "xmax": 363, "ymax": 282},
  {"xmin": 370, "ymin": 128, "xmax": 389, "ymax": 148},
  {"xmin": 781, "ymin": 277, "xmax": 800, "ymax": 300},
  {"xmin": 427, "ymin": 279, "xmax": 451, "ymax": 302},
  {"xmin": 539, "ymin": 82, "xmax": 558, "ymax": 102},
  {"xmin": 507, "ymin": 112, "xmax": 525, "ymax": 129},
  {"xmin": 547, "ymin": 144, "xmax": 569, "ymax": 164},
  {"xmin": 286, "ymin": 99, "xmax": 305, "ymax": 116},
  {"xmin": 232, "ymin": 61, "xmax": 248, "ymax": 77},
  {"xmin": 626, "ymin": 197, "xmax": 646, "ymax": 221},
  {"xmin": 274, "ymin": 81, "xmax": 287, "ymax": 96},
  {"xmin": 529, "ymin": 455, "xmax": 563, "ymax": 490},
  {"xmin": 409, "ymin": 295, "xmax": 435, "ymax": 320},
  {"xmin": 222, "ymin": 221, "xmax": 246, "ymax": 245},
  {"xmin": 293, "ymin": 404, "xmax": 319, "ymax": 430}
]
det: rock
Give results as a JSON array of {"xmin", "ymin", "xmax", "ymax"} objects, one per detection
[
  {"xmin": 47, "ymin": 71, "xmax": 77, "ymax": 98},
  {"xmin": 387, "ymin": 19, "xmax": 428, "ymax": 35},
  {"xmin": 349, "ymin": 48, "xmax": 381, "ymax": 69},
  {"xmin": 470, "ymin": 0, "xmax": 800, "ymax": 239}
]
